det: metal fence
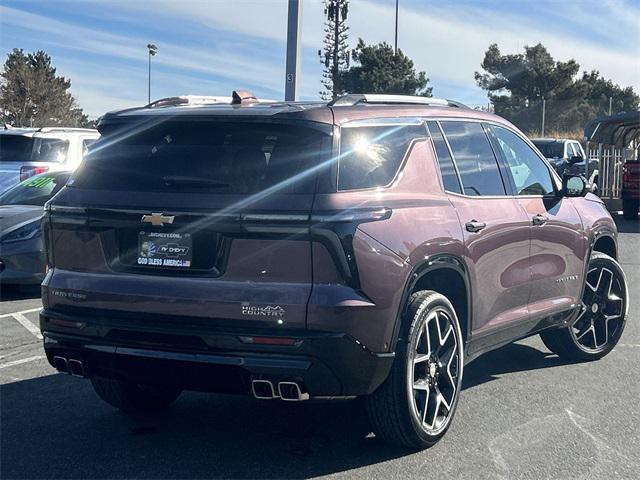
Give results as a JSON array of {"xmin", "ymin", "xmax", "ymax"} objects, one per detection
[{"xmin": 587, "ymin": 146, "xmax": 623, "ymax": 199}]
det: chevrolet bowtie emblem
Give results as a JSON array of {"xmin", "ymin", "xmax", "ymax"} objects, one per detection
[{"xmin": 141, "ymin": 213, "xmax": 175, "ymax": 227}]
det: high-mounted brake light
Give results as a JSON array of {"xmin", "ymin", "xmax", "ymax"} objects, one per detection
[{"xmin": 20, "ymin": 166, "xmax": 49, "ymax": 181}]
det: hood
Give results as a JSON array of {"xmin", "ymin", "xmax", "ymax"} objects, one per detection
[{"xmin": 0, "ymin": 205, "xmax": 43, "ymax": 233}]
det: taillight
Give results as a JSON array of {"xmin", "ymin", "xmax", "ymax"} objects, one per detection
[{"xmin": 20, "ymin": 166, "xmax": 49, "ymax": 181}]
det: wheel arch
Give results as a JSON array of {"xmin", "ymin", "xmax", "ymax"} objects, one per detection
[
  {"xmin": 390, "ymin": 254, "xmax": 472, "ymax": 352},
  {"xmin": 591, "ymin": 232, "xmax": 617, "ymax": 260}
]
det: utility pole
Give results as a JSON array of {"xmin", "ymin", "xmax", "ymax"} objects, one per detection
[
  {"xmin": 147, "ymin": 43, "xmax": 157, "ymax": 104},
  {"xmin": 394, "ymin": 0, "xmax": 399, "ymax": 54},
  {"xmin": 541, "ymin": 97, "xmax": 546, "ymax": 137},
  {"xmin": 609, "ymin": 96, "xmax": 613, "ymax": 116},
  {"xmin": 285, "ymin": 0, "xmax": 303, "ymax": 101}
]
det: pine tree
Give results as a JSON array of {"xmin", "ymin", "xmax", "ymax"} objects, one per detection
[
  {"xmin": 0, "ymin": 49, "xmax": 90, "ymax": 127},
  {"xmin": 318, "ymin": 0, "xmax": 350, "ymax": 100}
]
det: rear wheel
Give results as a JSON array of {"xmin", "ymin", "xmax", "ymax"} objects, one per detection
[
  {"xmin": 622, "ymin": 199, "xmax": 638, "ymax": 220},
  {"xmin": 366, "ymin": 291, "xmax": 464, "ymax": 449},
  {"xmin": 540, "ymin": 252, "xmax": 628, "ymax": 361},
  {"xmin": 91, "ymin": 377, "xmax": 182, "ymax": 413}
]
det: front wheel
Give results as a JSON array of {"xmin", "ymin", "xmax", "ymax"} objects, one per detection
[
  {"xmin": 366, "ymin": 291, "xmax": 464, "ymax": 449},
  {"xmin": 540, "ymin": 252, "xmax": 628, "ymax": 362}
]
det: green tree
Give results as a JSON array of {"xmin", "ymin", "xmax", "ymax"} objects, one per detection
[
  {"xmin": 340, "ymin": 39, "xmax": 432, "ymax": 96},
  {"xmin": 0, "ymin": 48, "xmax": 90, "ymax": 127},
  {"xmin": 318, "ymin": 0, "xmax": 350, "ymax": 100},
  {"xmin": 475, "ymin": 43, "xmax": 638, "ymax": 133}
]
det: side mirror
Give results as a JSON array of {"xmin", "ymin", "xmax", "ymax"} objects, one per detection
[
  {"xmin": 569, "ymin": 155, "xmax": 583, "ymax": 164},
  {"xmin": 562, "ymin": 175, "xmax": 587, "ymax": 197}
]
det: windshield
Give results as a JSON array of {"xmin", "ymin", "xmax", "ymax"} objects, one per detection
[
  {"xmin": 0, "ymin": 171, "xmax": 70, "ymax": 206},
  {"xmin": 72, "ymin": 119, "xmax": 330, "ymax": 194},
  {"xmin": 0, "ymin": 134, "xmax": 69, "ymax": 163},
  {"xmin": 532, "ymin": 141, "xmax": 564, "ymax": 158}
]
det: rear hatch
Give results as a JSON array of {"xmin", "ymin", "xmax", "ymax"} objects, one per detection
[{"xmin": 44, "ymin": 117, "xmax": 332, "ymax": 331}]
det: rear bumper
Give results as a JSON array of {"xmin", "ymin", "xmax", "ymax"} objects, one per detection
[{"xmin": 40, "ymin": 309, "xmax": 393, "ymax": 397}]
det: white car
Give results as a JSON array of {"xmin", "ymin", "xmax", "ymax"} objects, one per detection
[{"xmin": 0, "ymin": 126, "xmax": 99, "ymax": 193}]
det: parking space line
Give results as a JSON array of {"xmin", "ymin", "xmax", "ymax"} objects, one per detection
[
  {"xmin": 0, "ymin": 307, "xmax": 41, "ymax": 319},
  {"xmin": 0, "ymin": 355, "xmax": 45, "ymax": 369},
  {"xmin": 10, "ymin": 312, "xmax": 43, "ymax": 340}
]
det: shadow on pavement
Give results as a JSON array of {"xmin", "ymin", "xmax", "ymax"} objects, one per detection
[
  {"xmin": 462, "ymin": 342, "xmax": 576, "ymax": 390},
  {"xmin": 0, "ymin": 340, "xmax": 573, "ymax": 479}
]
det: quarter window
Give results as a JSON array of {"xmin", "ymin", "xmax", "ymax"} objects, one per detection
[
  {"xmin": 426, "ymin": 121, "xmax": 461, "ymax": 193},
  {"xmin": 338, "ymin": 124, "xmax": 425, "ymax": 190},
  {"xmin": 490, "ymin": 125, "xmax": 555, "ymax": 196},
  {"xmin": 440, "ymin": 121, "xmax": 505, "ymax": 196}
]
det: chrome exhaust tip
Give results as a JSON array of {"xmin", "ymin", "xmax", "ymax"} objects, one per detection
[
  {"xmin": 278, "ymin": 381, "xmax": 309, "ymax": 401},
  {"xmin": 251, "ymin": 379, "xmax": 277, "ymax": 399},
  {"xmin": 52, "ymin": 356, "xmax": 68, "ymax": 373},
  {"xmin": 67, "ymin": 359, "xmax": 85, "ymax": 378}
]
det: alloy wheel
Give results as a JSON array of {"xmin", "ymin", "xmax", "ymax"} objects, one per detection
[
  {"xmin": 571, "ymin": 265, "xmax": 626, "ymax": 352},
  {"xmin": 409, "ymin": 308, "xmax": 461, "ymax": 435}
]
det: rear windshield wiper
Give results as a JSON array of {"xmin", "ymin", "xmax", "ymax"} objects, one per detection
[{"xmin": 161, "ymin": 176, "xmax": 230, "ymax": 188}]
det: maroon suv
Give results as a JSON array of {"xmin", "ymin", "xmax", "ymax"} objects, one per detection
[{"xmin": 41, "ymin": 92, "xmax": 628, "ymax": 449}]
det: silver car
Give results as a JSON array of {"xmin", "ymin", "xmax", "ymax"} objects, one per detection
[
  {"xmin": 0, "ymin": 127, "xmax": 98, "ymax": 193},
  {"xmin": 0, "ymin": 170, "xmax": 71, "ymax": 285}
]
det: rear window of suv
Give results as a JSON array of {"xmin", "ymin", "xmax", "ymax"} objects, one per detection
[
  {"xmin": 72, "ymin": 120, "xmax": 330, "ymax": 194},
  {"xmin": 0, "ymin": 135, "xmax": 69, "ymax": 163}
]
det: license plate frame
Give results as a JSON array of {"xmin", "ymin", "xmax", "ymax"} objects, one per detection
[{"xmin": 137, "ymin": 231, "xmax": 193, "ymax": 268}]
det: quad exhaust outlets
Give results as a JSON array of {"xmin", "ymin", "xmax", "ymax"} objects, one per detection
[
  {"xmin": 251, "ymin": 379, "xmax": 309, "ymax": 401},
  {"xmin": 53, "ymin": 356, "xmax": 86, "ymax": 377}
]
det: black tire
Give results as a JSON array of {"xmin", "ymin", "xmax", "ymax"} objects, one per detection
[
  {"xmin": 365, "ymin": 291, "xmax": 464, "ymax": 449},
  {"xmin": 91, "ymin": 377, "xmax": 182, "ymax": 413},
  {"xmin": 622, "ymin": 199, "xmax": 638, "ymax": 220},
  {"xmin": 540, "ymin": 252, "xmax": 628, "ymax": 362},
  {"xmin": 591, "ymin": 176, "xmax": 599, "ymax": 196}
]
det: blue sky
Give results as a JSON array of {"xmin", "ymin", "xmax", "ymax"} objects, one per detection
[{"xmin": 1, "ymin": 0, "xmax": 639, "ymax": 118}]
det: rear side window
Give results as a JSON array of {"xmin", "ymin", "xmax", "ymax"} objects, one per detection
[
  {"xmin": 73, "ymin": 120, "xmax": 329, "ymax": 194},
  {"xmin": 338, "ymin": 124, "xmax": 425, "ymax": 191},
  {"xmin": 440, "ymin": 121, "xmax": 505, "ymax": 196},
  {"xmin": 426, "ymin": 121, "xmax": 461, "ymax": 193}
]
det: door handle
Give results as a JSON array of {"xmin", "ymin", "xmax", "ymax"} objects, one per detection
[
  {"xmin": 465, "ymin": 220, "xmax": 486, "ymax": 233},
  {"xmin": 532, "ymin": 214, "xmax": 548, "ymax": 226}
]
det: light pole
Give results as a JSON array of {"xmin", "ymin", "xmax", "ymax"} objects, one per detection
[
  {"xmin": 394, "ymin": 0, "xmax": 399, "ymax": 54},
  {"xmin": 285, "ymin": 0, "xmax": 302, "ymax": 101},
  {"xmin": 147, "ymin": 43, "xmax": 157, "ymax": 104}
]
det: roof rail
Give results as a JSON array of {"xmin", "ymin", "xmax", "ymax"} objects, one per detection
[
  {"xmin": 35, "ymin": 127, "xmax": 98, "ymax": 133},
  {"xmin": 328, "ymin": 94, "xmax": 468, "ymax": 109},
  {"xmin": 146, "ymin": 95, "xmax": 233, "ymax": 108},
  {"xmin": 146, "ymin": 91, "xmax": 277, "ymax": 109}
]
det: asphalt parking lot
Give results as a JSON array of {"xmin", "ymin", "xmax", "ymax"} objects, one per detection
[{"xmin": 1, "ymin": 214, "xmax": 638, "ymax": 480}]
